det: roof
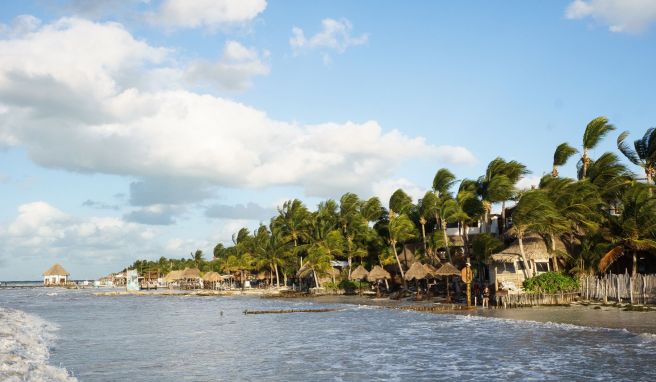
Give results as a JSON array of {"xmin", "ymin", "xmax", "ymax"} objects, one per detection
[
  {"xmin": 164, "ymin": 270, "xmax": 183, "ymax": 282},
  {"xmin": 405, "ymin": 262, "xmax": 428, "ymax": 281},
  {"xmin": 423, "ymin": 264, "xmax": 438, "ymax": 277},
  {"xmin": 366, "ymin": 265, "xmax": 391, "ymax": 281},
  {"xmin": 490, "ymin": 234, "xmax": 562, "ymax": 263},
  {"xmin": 350, "ymin": 265, "xmax": 369, "ymax": 280},
  {"xmin": 43, "ymin": 263, "xmax": 70, "ymax": 276},
  {"xmin": 202, "ymin": 272, "xmax": 222, "ymax": 282},
  {"xmin": 434, "ymin": 262, "xmax": 461, "ymax": 276},
  {"xmin": 182, "ymin": 268, "xmax": 201, "ymax": 278}
]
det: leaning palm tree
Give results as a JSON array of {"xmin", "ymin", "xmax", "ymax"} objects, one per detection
[
  {"xmin": 617, "ymin": 128, "xmax": 656, "ymax": 194},
  {"xmin": 598, "ymin": 183, "xmax": 656, "ymax": 275},
  {"xmin": 388, "ymin": 212, "xmax": 416, "ymax": 285},
  {"xmin": 552, "ymin": 143, "xmax": 578, "ymax": 177},
  {"xmin": 580, "ymin": 116, "xmax": 615, "ymax": 179},
  {"xmin": 512, "ymin": 189, "xmax": 568, "ymax": 278},
  {"xmin": 418, "ymin": 191, "xmax": 439, "ymax": 258},
  {"xmin": 389, "ymin": 188, "xmax": 414, "ymax": 215},
  {"xmin": 432, "ymin": 168, "xmax": 457, "ymax": 198}
]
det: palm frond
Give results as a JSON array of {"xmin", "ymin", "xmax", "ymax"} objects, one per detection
[
  {"xmin": 598, "ymin": 246, "xmax": 624, "ymax": 273},
  {"xmin": 583, "ymin": 116, "xmax": 615, "ymax": 150},
  {"xmin": 617, "ymin": 131, "xmax": 642, "ymax": 166},
  {"xmin": 553, "ymin": 142, "xmax": 578, "ymax": 167}
]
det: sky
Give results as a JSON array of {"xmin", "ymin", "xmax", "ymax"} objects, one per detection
[{"xmin": 0, "ymin": 0, "xmax": 655, "ymax": 280}]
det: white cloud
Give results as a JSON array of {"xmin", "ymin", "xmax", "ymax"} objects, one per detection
[
  {"xmin": 515, "ymin": 175, "xmax": 542, "ymax": 190},
  {"xmin": 290, "ymin": 18, "xmax": 368, "ymax": 57},
  {"xmin": 185, "ymin": 41, "xmax": 269, "ymax": 91},
  {"xmin": 372, "ymin": 178, "xmax": 425, "ymax": 208},
  {"xmin": 565, "ymin": 0, "xmax": 656, "ymax": 33},
  {"xmin": 148, "ymin": 0, "xmax": 267, "ymax": 30},
  {"xmin": 0, "ymin": 16, "xmax": 474, "ymax": 203},
  {"xmin": 1, "ymin": 202, "xmax": 155, "ymax": 260}
]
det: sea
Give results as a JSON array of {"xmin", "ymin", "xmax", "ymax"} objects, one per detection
[{"xmin": 1, "ymin": 286, "xmax": 655, "ymax": 381}]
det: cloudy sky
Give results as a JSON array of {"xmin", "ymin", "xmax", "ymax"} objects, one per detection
[{"xmin": 1, "ymin": 0, "xmax": 655, "ymax": 280}]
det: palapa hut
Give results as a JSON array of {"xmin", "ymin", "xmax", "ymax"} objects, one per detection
[
  {"xmin": 180, "ymin": 268, "xmax": 202, "ymax": 289},
  {"xmin": 489, "ymin": 234, "xmax": 561, "ymax": 291},
  {"xmin": 366, "ymin": 265, "xmax": 391, "ymax": 297},
  {"xmin": 405, "ymin": 262, "xmax": 429, "ymax": 298},
  {"xmin": 43, "ymin": 263, "xmax": 70, "ymax": 286},
  {"xmin": 164, "ymin": 270, "xmax": 183, "ymax": 287},
  {"xmin": 350, "ymin": 265, "xmax": 369, "ymax": 281},
  {"xmin": 434, "ymin": 262, "xmax": 460, "ymax": 299},
  {"xmin": 202, "ymin": 272, "xmax": 223, "ymax": 290}
]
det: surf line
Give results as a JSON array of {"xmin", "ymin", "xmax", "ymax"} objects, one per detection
[{"xmin": 243, "ymin": 308, "xmax": 338, "ymax": 315}]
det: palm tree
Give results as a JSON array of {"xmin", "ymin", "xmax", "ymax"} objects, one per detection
[
  {"xmin": 580, "ymin": 116, "xmax": 615, "ymax": 179},
  {"xmin": 476, "ymin": 158, "xmax": 528, "ymax": 233},
  {"xmin": 617, "ymin": 128, "xmax": 656, "ymax": 194},
  {"xmin": 389, "ymin": 188, "xmax": 414, "ymax": 215},
  {"xmin": 471, "ymin": 233, "xmax": 504, "ymax": 282},
  {"xmin": 388, "ymin": 212, "xmax": 416, "ymax": 284},
  {"xmin": 512, "ymin": 189, "xmax": 568, "ymax": 278},
  {"xmin": 273, "ymin": 199, "xmax": 311, "ymax": 266},
  {"xmin": 598, "ymin": 183, "xmax": 656, "ymax": 275},
  {"xmin": 338, "ymin": 193, "xmax": 367, "ymax": 277},
  {"xmin": 552, "ymin": 143, "xmax": 578, "ymax": 177},
  {"xmin": 584, "ymin": 152, "xmax": 633, "ymax": 206},
  {"xmin": 418, "ymin": 191, "xmax": 439, "ymax": 258},
  {"xmin": 191, "ymin": 249, "xmax": 204, "ymax": 269},
  {"xmin": 433, "ymin": 168, "xmax": 456, "ymax": 198}
]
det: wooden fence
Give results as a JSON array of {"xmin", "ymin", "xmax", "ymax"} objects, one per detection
[
  {"xmin": 579, "ymin": 273, "xmax": 656, "ymax": 304},
  {"xmin": 494, "ymin": 292, "xmax": 579, "ymax": 308}
]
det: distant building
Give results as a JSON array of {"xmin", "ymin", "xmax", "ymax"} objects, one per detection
[{"xmin": 43, "ymin": 263, "xmax": 70, "ymax": 286}]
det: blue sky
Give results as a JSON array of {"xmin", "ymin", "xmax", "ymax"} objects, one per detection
[{"xmin": 0, "ymin": 0, "xmax": 655, "ymax": 280}]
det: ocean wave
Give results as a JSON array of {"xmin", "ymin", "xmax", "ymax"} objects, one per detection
[{"xmin": 0, "ymin": 307, "xmax": 77, "ymax": 382}]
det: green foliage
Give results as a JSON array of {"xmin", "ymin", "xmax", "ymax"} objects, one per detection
[
  {"xmin": 523, "ymin": 272, "xmax": 579, "ymax": 294},
  {"xmin": 338, "ymin": 280, "xmax": 369, "ymax": 290}
]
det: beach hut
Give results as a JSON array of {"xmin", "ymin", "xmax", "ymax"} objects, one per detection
[
  {"xmin": 202, "ymin": 272, "xmax": 222, "ymax": 290},
  {"xmin": 405, "ymin": 262, "xmax": 429, "ymax": 298},
  {"xmin": 366, "ymin": 265, "xmax": 391, "ymax": 297},
  {"xmin": 180, "ymin": 268, "xmax": 202, "ymax": 289},
  {"xmin": 43, "ymin": 263, "xmax": 70, "ymax": 286},
  {"xmin": 434, "ymin": 262, "xmax": 460, "ymax": 299},
  {"xmin": 489, "ymin": 235, "xmax": 559, "ymax": 292},
  {"xmin": 350, "ymin": 265, "xmax": 369, "ymax": 295}
]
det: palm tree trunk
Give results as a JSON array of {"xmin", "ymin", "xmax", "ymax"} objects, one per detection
[
  {"xmin": 390, "ymin": 241, "xmax": 407, "ymax": 288},
  {"xmin": 421, "ymin": 222, "xmax": 428, "ymax": 258},
  {"xmin": 312, "ymin": 268, "xmax": 321, "ymax": 288},
  {"xmin": 633, "ymin": 252, "xmax": 638, "ymax": 276},
  {"xmin": 646, "ymin": 167, "xmax": 653, "ymax": 196},
  {"xmin": 517, "ymin": 233, "xmax": 532, "ymax": 279},
  {"xmin": 274, "ymin": 263, "xmax": 280, "ymax": 287},
  {"xmin": 549, "ymin": 233, "xmax": 559, "ymax": 272},
  {"xmin": 552, "ymin": 165, "xmax": 558, "ymax": 178},
  {"xmin": 582, "ymin": 147, "xmax": 589, "ymax": 179}
]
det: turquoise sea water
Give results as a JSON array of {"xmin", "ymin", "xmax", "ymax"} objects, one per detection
[{"xmin": 1, "ymin": 288, "xmax": 655, "ymax": 381}]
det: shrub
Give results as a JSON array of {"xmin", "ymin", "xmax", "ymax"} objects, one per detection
[
  {"xmin": 338, "ymin": 280, "xmax": 369, "ymax": 291},
  {"xmin": 523, "ymin": 272, "xmax": 579, "ymax": 294}
]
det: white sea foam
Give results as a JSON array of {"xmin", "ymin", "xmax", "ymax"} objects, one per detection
[{"xmin": 0, "ymin": 307, "xmax": 77, "ymax": 382}]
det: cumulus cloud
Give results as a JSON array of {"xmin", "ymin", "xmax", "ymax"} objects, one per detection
[
  {"xmin": 185, "ymin": 41, "xmax": 270, "ymax": 91},
  {"xmin": 290, "ymin": 18, "xmax": 368, "ymax": 60},
  {"xmin": 372, "ymin": 178, "xmax": 426, "ymax": 208},
  {"xmin": 0, "ymin": 202, "xmax": 155, "ymax": 260},
  {"xmin": 147, "ymin": 0, "xmax": 267, "ymax": 30},
  {"xmin": 205, "ymin": 202, "xmax": 274, "ymax": 220},
  {"xmin": 515, "ymin": 175, "xmax": 542, "ymax": 190},
  {"xmin": 565, "ymin": 0, "xmax": 656, "ymax": 33},
  {"xmin": 0, "ymin": 17, "xmax": 474, "ymax": 204}
]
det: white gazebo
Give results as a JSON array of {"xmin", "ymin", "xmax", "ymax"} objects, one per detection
[{"xmin": 43, "ymin": 263, "xmax": 70, "ymax": 286}]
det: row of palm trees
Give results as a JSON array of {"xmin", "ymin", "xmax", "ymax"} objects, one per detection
[{"xmin": 129, "ymin": 116, "xmax": 656, "ymax": 286}]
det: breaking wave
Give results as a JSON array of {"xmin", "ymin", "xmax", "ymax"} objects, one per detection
[{"xmin": 0, "ymin": 307, "xmax": 77, "ymax": 382}]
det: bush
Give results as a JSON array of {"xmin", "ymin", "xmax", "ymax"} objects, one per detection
[
  {"xmin": 523, "ymin": 272, "xmax": 579, "ymax": 294},
  {"xmin": 338, "ymin": 280, "xmax": 369, "ymax": 291},
  {"xmin": 323, "ymin": 281, "xmax": 340, "ymax": 291}
]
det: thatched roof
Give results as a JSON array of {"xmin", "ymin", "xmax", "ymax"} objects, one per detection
[
  {"xmin": 327, "ymin": 268, "xmax": 340, "ymax": 277},
  {"xmin": 182, "ymin": 268, "xmax": 201, "ymax": 279},
  {"xmin": 367, "ymin": 265, "xmax": 391, "ymax": 281},
  {"xmin": 405, "ymin": 262, "xmax": 428, "ymax": 281},
  {"xmin": 202, "ymin": 272, "xmax": 222, "ymax": 282},
  {"xmin": 164, "ymin": 270, "xmax": 183, "ymax": 282},
  {"xmin": 449, "ymin": 236, "xmax": 465, "ymax": 247},
  {"xmin": 43, "ymin": 263, "xmax": 69, "ymax": 276},
  {"xmin": 423, "ymin": 264, "xmax": 438, "ymax": 278},
  {"xmin": 350, "ymin": 265, "xmax": 369, "ymax": 280},
  {"xmin": 490, "ymin": 234, "xmax": 562, "ymax": 263},
  {"xmin": 257, "ymin": 271, "xmax": 268, "ymax": 280},
  {"xmin": 434, "ymin": 262, "xmax": 460, "ymax": 276}
]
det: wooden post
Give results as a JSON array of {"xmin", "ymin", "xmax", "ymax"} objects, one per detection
[{"xmin": 630, "ymin": 276, "xmax": 634, "ymax": 304}]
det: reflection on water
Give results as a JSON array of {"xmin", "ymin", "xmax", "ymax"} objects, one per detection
[{"xmin": 1, "ymin": 288, "xmax": 655, "ymax": 381}]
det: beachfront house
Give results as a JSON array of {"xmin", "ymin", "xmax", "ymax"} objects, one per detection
[
  {"xmin": 489, "ymin": 235, "xmax": 556, "ymax": 292},
  {"xmin": 43, "ymin": 263, "xmax": 70, "ymax": 286}
]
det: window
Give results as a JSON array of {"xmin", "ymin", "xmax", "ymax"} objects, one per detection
[
  {"xmin": 498, "ymin": 263, "xmax": 515, "ymax": 273},
  {"xmin": 516, "ymin": 261, "xmax": 526, "ymax": 270},
  {"xmin": 535, "ymin": 262, "xmax": 549, "ymax": 273}
]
